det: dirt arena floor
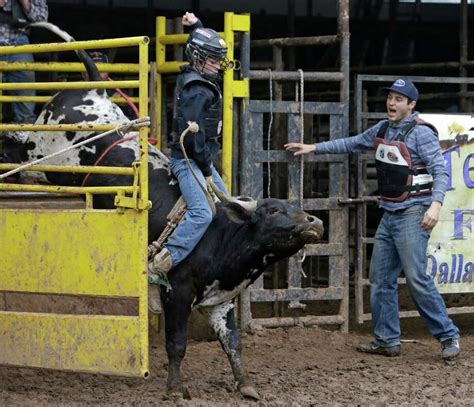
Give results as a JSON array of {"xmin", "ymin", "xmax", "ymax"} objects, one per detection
[{"xmin": 0, "ymin": 315, "xmax": 472, "ymax": 406}]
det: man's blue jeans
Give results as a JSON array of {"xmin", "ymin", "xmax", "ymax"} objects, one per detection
[
  {"xmin": 165, "ymin": 157, "xmax": 228, "ymax": 267},
  {"xmin": 370, "ymin": 204, "xmax": 460, "ymax": 347},
  {"xmin": 0, "ymin": 35, "xmax": 37, "ymax": 123}
]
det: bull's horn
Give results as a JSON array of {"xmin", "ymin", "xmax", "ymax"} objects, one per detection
[
  {"xmin": 229, "ymin": 196, "xmax": 258, "ymax": 212},
  {"xmin": 208, "ymin": 178, "xmax": 230, "ymax": 203},
  {"xmin": 207, "ymin": 178, "xmax": 257, "ymax": 211}
]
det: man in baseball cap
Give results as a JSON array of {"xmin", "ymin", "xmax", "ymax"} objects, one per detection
[{"xmin": 285, "ymin": 76, "xmax": 461, "ymax": 361}]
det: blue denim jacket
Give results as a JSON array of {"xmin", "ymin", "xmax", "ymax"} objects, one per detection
[{"xmin": 314, "ymin": 112, "xmax": 449, "ymax": 212}]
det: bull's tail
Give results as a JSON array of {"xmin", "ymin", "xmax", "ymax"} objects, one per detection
[{"xmin": 28, "ymin": 22, "xmax": 102, "ymax": 82}]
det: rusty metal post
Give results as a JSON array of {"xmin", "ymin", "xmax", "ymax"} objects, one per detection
[
  {"xmin": 339, "ymin": 0, "xmax": 350, "ymax": 136},
  {"xmin": 287, "ymin": 0, "xmax": 296, "ymax": 70},
  {"xmin": 337, "ymin": 0, "xmax": 350, "ymax": 333},
  {"xmin": 271, "ymin": 44, "xmax": 285, "ymax": 318},
  {"xmin": 172, "ymin": 17, "xmax": 184, "ymax": 61},
  {"xmin": 460, "ymin": 0, "xmax": 469, "ymax": 112}
]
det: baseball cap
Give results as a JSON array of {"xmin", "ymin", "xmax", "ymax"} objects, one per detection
[
  {"xmin": 88, "ymin": 51, "xmax": 108, "ymax": 64},
  {"xmin": 384, "ymin": 78, "xmax": 418, "ymax": 101}
]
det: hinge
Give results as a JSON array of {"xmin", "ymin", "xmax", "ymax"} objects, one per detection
[{"xmin": 114, "ymin": 161, "xmax": 152, "ymax": 211}]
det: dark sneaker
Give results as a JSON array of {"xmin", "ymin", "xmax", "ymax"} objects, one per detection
[
  {"xmin": 356, "ymin": 341, "xmax": 401, "ymax": 357},
  {"xmin": 441, "ymin": 338, "xmax": 460, "ymax": 360}
]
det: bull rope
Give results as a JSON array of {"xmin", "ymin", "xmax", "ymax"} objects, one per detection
[
  {"xmin": 297, "ymin": 69, "xmax": 305, "ymax": 211},
  {"xmin": 0, "ymin": 117, "xmax": 151, "ymax": 180},
  {"xmin": 178, "ymin": 121, "xmax": 228, "ymax": 217}
]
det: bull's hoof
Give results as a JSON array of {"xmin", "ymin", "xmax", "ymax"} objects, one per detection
[{"xmin": 239, "ymin": 385, "xmax": 260, "ymax": 400}]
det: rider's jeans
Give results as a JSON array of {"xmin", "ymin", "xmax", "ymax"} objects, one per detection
[
  {"xmin": 370, "ymin": 204, "xmax": 460, "ymax": 347},
  {"xmin": 164, "ymin": 157, "xmax": 228, "ymax": 267},
  {"xmin": 0, "ymin": 35, "xmax": 37, "ymax": 123}
]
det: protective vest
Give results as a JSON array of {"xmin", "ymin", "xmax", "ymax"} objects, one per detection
[
  {"xmin": 171, "ymin": 69, "xmax": 222, "ymax": 142},
  {"xmin": 374, "ymin": 118, "xmax": 438, "ymax": 202}
]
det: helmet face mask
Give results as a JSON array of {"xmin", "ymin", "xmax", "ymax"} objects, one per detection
[{"xmin": 185, "ymin": 28, "xmax": 229, "ymax": 80}]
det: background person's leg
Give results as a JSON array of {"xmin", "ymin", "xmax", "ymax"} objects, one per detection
[
  {"xmin": 6, "ymin": 52, "xmax": 37, "ymax": 123},
  {"xmin": 394, "ymin": 205, "xmax": 460, "ymax": 342},
  {"xmin": 369, "ymin": 212, "xmax": 403, "ymax": 347}
]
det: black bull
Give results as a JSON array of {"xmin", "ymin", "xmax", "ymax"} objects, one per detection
[{"xmin": 0, "ymin": 43, "xmax": 324, "ymax": 400}]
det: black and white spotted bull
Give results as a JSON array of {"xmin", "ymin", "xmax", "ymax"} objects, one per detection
[{"xmin": 0, "ymin": 23, "xmax": 324, "ymax": 400}]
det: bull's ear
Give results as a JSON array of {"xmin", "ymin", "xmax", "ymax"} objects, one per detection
[{"xmin": 222, "ymin": 201, "xmax": 256, "ymax": 224}]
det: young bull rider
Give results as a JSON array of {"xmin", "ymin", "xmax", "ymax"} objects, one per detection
[
  {"xmin": 148, "ymin": 12, "xmax": 229, "ymax": 311},
  {"xmin": 285, "ymin": 78, "xmax": 461, "ymax": 360}
]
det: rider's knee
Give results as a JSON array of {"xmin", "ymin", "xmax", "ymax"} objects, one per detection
[{"xmin": 192, "ymin": 205, "xmax": 213, "ymax": 226}]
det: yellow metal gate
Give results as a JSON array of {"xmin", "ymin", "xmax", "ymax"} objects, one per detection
[{"xmin": 0, "ymin": 37, "xmax": 150, "ymax": 377}]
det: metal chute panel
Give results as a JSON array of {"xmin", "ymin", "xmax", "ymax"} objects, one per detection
[{"xmin": 0, "ymin": 208, "xmax": 149, "ymax": 377}]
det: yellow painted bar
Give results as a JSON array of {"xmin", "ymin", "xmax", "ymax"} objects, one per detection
[
  {"xmin": 0, "ymin": 123, "xmax": 117, "ymax": 131},
  {"xmin": 0, "ymin": 95, "xmax": 52, "ymax": 103},
  {"xmin": 2, "ymin": 96, "xmax": 138, "ymax": 104},
  {"xmin": 0, "ymin": 95, "xmax": 139, "ymax": 104},
  {"xmin": 0, "ymin": 36, "xmax": 149, "ymax": 55},
  {"xmin": 0, "ymin": 163, "xmax": 134, "ymax": 175},
  {"xmin": 0, "ymin": 80, "xmax": 138, "ymax": 91},
  {"xmin": 158, "ymin": 32, "xmax": 189, "ymax": 45},
  {"xmin": 232, "ymin": 14, "xmax": 251, "ymax": 31},
  {"xmin": 0, "ymin": 61, "xmax": 142, "ymax": 73},
  {"xmin": 111, "ymin": 96, "xmax": 140, "ymax": 104},
  {"xmin": 0, "ymin": 183, "xmax": 134, "ymax": 194},
  {"xmin": 137, "ymin": 41, "xmax": 149, "ymax": 362},
  {"xmin": 157, "ymin": 61, "xmax": 187, "ymax": 73},
  {"xmin": 0, "ymin": 312, "xmax": 148, "ymax": 377},
  {"xmin": 232, "ymin": 78, "xmax": 250, "ymax": 98},
  {"xmin": 0, "ymin": 210, "xmax": 147, "ymax": 297},
  {"xmin": 138, "ymin": 42, "xmax": 149, "ymax": 204},
  {"xmin": 222, "ymin": 12, "xmax": 235, "ymax": 192}
]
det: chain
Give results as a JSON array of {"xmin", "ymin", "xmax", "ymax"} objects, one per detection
[
  {"xmin": 267, "ymin": 68, "xmax": 274, "ymax": 198},
  {"xmin": 295, "ymin": 70, "xmax": 307, "ymax": 280}
]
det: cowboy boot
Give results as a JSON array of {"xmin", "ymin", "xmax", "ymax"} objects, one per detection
[{"xmin": 148, "ymin": 248, "xmax": 173, "ymax": 314}]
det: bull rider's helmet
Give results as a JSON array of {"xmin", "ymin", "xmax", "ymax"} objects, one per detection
[{"xmin": 185, "ymin": 27, "xmax": 230, "ymax": 80}]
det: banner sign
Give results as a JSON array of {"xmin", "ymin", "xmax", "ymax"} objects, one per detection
[{"xmin": 421, "ymin": 114, "xmax": 473, "ymax": 294}]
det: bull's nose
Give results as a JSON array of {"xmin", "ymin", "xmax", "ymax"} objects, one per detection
[{"xmin": 306, "ymin": 215, "xmax": 318, "ymax": 223}]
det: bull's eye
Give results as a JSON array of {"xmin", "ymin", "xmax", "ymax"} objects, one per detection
[{"xmin": 268, "ymin": 207, "xmax": 280, "ymax": 215}]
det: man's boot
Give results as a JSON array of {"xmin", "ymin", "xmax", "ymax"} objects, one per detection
[{"xmin": 148, "ymin": 248, "xmax": 173, "ymax": 314}]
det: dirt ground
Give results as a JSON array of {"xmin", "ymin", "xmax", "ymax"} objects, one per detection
[{"xmin": 0, "ymin": 316, "xmax": 472, "ymax": 406}]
